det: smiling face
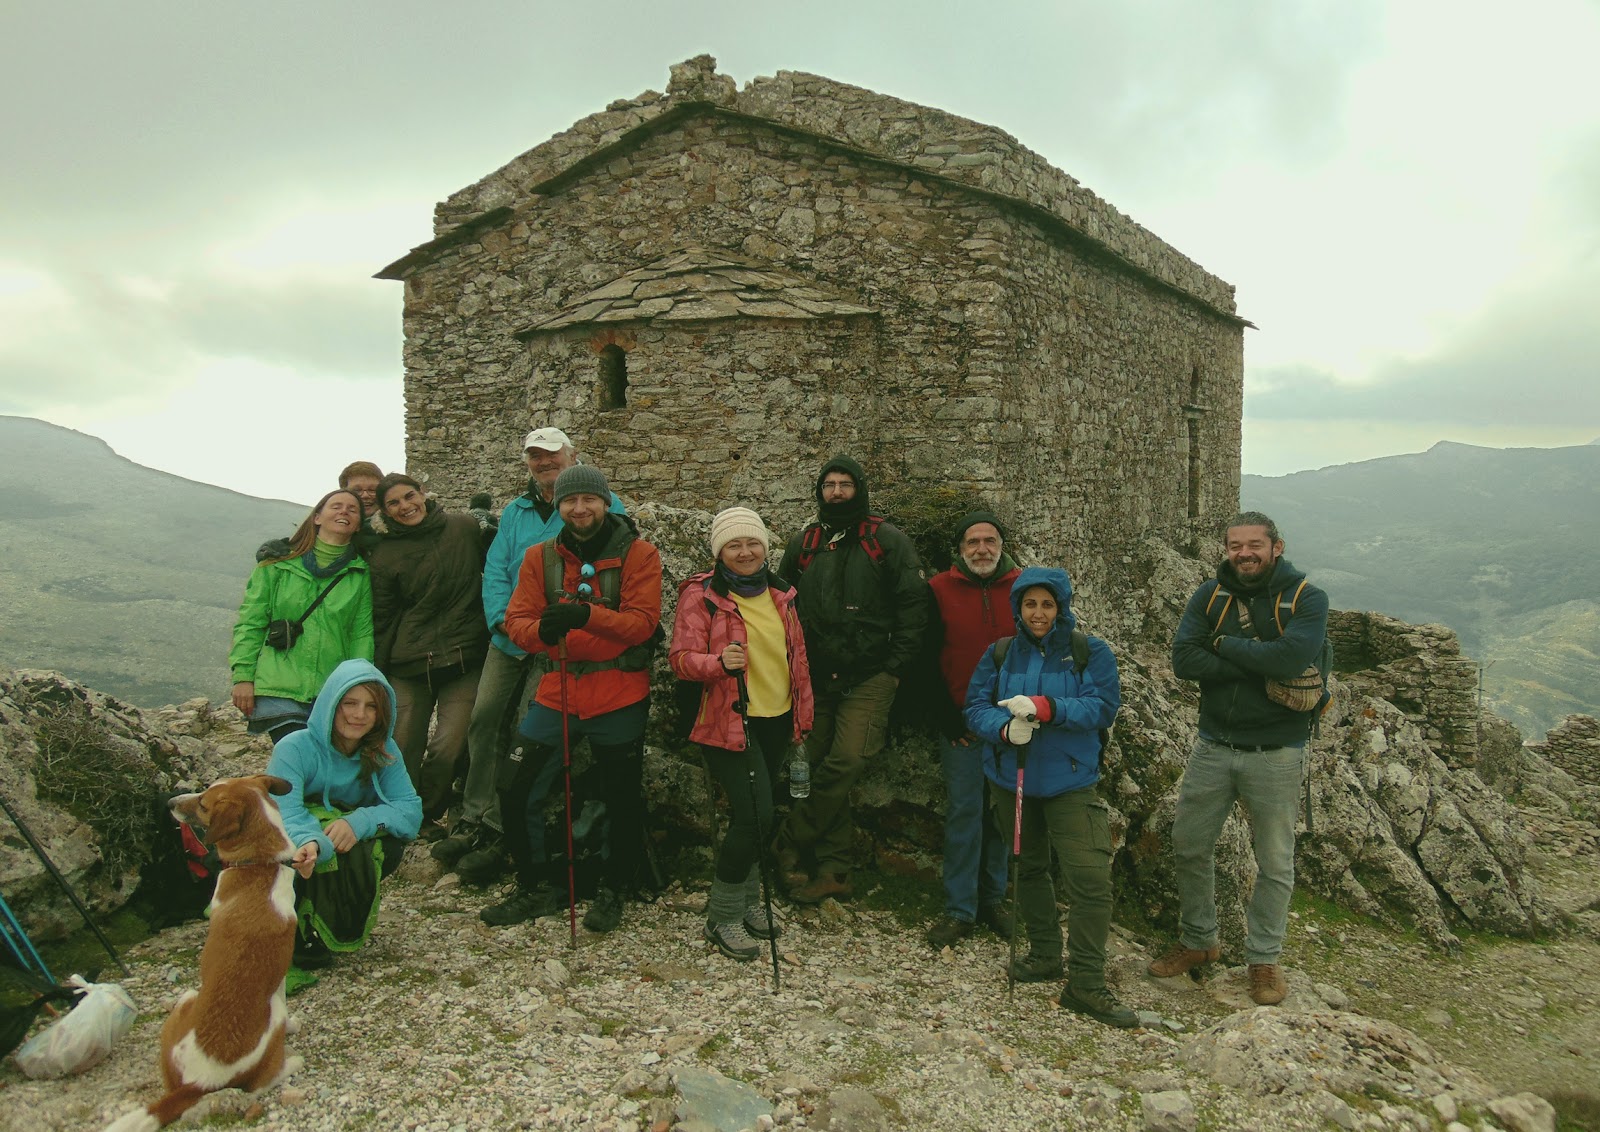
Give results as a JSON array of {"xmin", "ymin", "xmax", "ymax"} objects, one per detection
[
  {"xmin": 313, "ymin": 491, "xmax": 362, "ymax": 546},
  {"xmin": 525, "ymin": 444, "xmax": 577, "ymax": 499},
  {"xmin": 719, "ymin": 536, "xmax": 768, "ymax": 576},
  {"xmin": 332, "ymin": 684, "xmax": 379, "ymax": 754},
  {"xmin": 1225, "ymin": 523, "xmax": 1283, "ymax": 582},
  {"xmin": 959, "ymin": 522, "xmax": 1002, "ymax": 578},
  {"xmin": 344, "ymin": 474, "xmax": 380, "ymax": 513},
  {"xmin": 383, "ymin": 483, "xmax": 427, "ymax": 527},
  {"xmin": 1018, "ymin": 585, "xmax": 1059, "ymax": 640},
  {"xmin": 558, "ymin": 492, "xmax": 607, "ymax": 540}
]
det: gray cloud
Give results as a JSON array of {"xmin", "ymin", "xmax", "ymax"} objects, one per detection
[
  {"xmin": 1246, "ymin": 266, "xmax": 1600, "ymax": 428},
  {"xmin": 0, "ymin": 268, "xmax": 394, "ymax": 412}
]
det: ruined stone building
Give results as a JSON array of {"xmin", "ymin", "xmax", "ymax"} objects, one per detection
[{"xmin": 378, "ymin": 56, "xmax": 1248, "ymax": 592}]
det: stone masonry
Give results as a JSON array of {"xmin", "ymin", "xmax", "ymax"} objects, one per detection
[{"xmin": 378, "ymin": 56, "xmax": 1247, "ymax": 595}]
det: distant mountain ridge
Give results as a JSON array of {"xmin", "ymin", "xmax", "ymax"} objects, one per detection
[
  {"xmin": 1242, "ymin": 440, "xmax": 1600, "ymax": 739},
  {"xmin": 0, "ymin": 416, "xmax": 307, "ymax": 706}
]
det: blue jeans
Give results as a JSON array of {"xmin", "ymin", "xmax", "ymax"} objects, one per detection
[
  {"xmin": 940, "ymin": 737, "xmax": 1008, "ymax": 920},
  {"xmin": 1171, "ymin": 736, "xmax": 1305, "ymax": 964}
]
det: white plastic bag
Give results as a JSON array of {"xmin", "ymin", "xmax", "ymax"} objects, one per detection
[{"xmin": 14, "ymin": 975, "xmax": 137, "ymax": 1079}]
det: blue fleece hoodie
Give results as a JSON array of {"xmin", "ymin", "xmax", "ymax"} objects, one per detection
[
  {"xmin": 266, "ymin": 659, "xmax": 422, "ymax": 864},
  {"xmin": 964, "ymin": 566, "xmax": 1121, "ymax": 798}
]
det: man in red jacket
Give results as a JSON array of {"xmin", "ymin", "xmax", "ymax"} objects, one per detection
[
  {"xmin": 924, "ymin": 511, "xmax": 1020, "ymax": 948},
  {"xmin": 479, "ymin": 465, "xmax": 662, "ymax": 934}
]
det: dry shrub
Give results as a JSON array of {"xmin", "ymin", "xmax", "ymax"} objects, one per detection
[{"xmin": 31, "ymin": 706, "xmax": 158, "ymax": 882}]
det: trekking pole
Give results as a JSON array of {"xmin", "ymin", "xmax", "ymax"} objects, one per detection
[
  {"xmin": 735, "ymin": 672, "xmax": 781, "ymax": 992},
  {"xmin": 0, "ymin": 793, "xmax": 130, "ymax": 977},
  {"xmin": 1006, "ymin": 725, "xmax": 1033, "ymax": 999},
  {"xmin": 1, "ymin": 890, "xmax": 55, "ymax": 982},
  {"xmin": 557, "ymin": 637, "xmax": 577, "ymax": 949}
]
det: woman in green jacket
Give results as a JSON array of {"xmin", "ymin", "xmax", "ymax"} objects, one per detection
[{"xmin": 229, "ymin": 489, "xmax": 375, "ymax": 742}]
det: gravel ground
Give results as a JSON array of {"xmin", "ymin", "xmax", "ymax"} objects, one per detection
[{"xmin": 5, "ymin": 845, "xmax": 1593, "ymax": 1132}]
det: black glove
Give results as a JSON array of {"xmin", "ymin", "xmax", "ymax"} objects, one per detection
[{"xmin": 538, "ymin": 601, "xmax": 591, "ymax": 644}]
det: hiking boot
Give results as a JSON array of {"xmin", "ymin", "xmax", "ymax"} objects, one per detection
[
  {"xmin": 743, "ymin": 905, "xmax": 781, "ymax": 940},
  {"xmin": 1008, "ymin": 952, "xmax": 1064, "ymax": 983},
  {"xmin": 1059, "ymin": 984, "xmax": 1139, "ymax": 1029},
  {"xmin": 977, "ymin": 901, "xmax": 1015, "ymax": 938},
  {"xmin": 791, "ymin": 873, "xmax": 852, "ymax": 905},
  {"xmin": 925, "ymin": 915, "xmax": 974, "ymax": 950},
  {"xmin": 705, "ymin": 920, "xmax": 761, "ymax": 962},
  {"xmin": 584, "ymin": 887, "xmax": 623, "ymax": 934},
  {"xmin": 430, "ymin": 822, "xmax": 484, "ymax": 867},
  {"xmin": 292, "ymin": 928, "xmax": 334, "ymax": 970},
  {"xmin": 455, "ymin": 840, "xmax": 507, "ymax": 886},
  {"xmin": 480, "ymin": 884, "xmax": 561, "ymax": 927},
  {"xmin": 1147, "ymin": 942, "xmax": 1221, "ymax": 979},
  {"xmin": 1248, "ymin": 963, "xmax": 1287, "ymax": 1006}
]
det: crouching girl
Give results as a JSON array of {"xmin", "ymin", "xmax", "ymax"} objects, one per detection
[
  {"xmin": 267, "ymin": 659, "xmax": 422, "ymax": 968},
  {"xmin": 964, "ymin": 566, "xmax": 1134, "ymax": 1027}
]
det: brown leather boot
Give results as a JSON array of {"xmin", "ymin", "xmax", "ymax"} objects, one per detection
[
  {"xmin": 792, "ymin": 873, "xmax": 852, "ymax": 905},
  {"xmin": 1248, "ymin": 963, "xmax": 1287, "ymax": 1005},
  {"xmin": 1147, "ymin": 942, "xmax": 1221, "ymax": 978}
]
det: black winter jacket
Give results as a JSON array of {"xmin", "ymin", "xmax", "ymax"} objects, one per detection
[
  {"xmin": 368, "ymin": 501, "xmax": 493, "ymax": 678},
  {"xmin": 1171, "ymin": 557, "xmax": 1329, "ymax": 748},
  {"xmin": 777, "ymin": 456, "xmax": 927, "ymax": 689}
]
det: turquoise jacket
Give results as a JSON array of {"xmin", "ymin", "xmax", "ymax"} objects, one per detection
[
  {"xmin": 265, "ymin": 659, "xmax": 422, "ymax": 864},
  {"xmin": 481, "ymin": 487, "xmax": 627, "ymax": 658},
  {"xmin": 229, "ymin": 551, "xmax": 374, "ymax": 703}
]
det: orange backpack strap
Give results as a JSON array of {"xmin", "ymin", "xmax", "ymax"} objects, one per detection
[
  {"xmin": 1203, "ymin": 582, "xmax": 1233, "ymax": 634},
  {"xmin": 1272, "ymin": 579, "xmax": 1309, "ymax": 635}
]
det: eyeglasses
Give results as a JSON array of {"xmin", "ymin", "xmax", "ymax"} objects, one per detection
[{"xmin": 821, "ymin": 480, "xmax": 855, "ymax": 493}]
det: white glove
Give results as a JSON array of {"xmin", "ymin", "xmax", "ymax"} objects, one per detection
[
  {"xmin": 998, "ymin": 694, "xmax": 1036, "ymax": 720},
  {"xmin": 1003, "ymin": 717, "xmax": 1038, "ymax": 746}
]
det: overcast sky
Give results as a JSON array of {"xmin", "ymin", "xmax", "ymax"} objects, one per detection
[{"xmin": 3, "ymin": 0, "xmax": 1596, "ymax": 505}]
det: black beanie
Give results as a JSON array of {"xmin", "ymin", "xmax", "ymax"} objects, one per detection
[{"xmin": 952, "ymin": 510, "xmax": 1009, "ymax": 547}]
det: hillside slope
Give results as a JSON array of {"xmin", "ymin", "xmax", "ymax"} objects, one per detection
[
  {"xmin": 0, "ymin": 416, "xmax": 307, "ymax": 706},
  {"xmin": 1243, "ymin": 440, "xmax": 1600, "ymax": 738}
]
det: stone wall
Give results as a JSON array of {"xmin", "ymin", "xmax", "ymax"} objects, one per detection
[
  {"xmin": 1527, "ymin": 714, "xmax": 1600, "ymax": 786},
  {"xmin": 1328, "ymin": 609, "xmax": 1481, "ymax": 768},
  {"xmin": 387, "ymin": 61, "xmax": 1243, "ymax": 596}
]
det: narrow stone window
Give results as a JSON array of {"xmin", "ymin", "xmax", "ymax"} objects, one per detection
[
  {"xmin": 1184, "ymin": 364, "xmax": 1206, "ymax": 522},
  {"xmin": 598, "ymin": 344, "xmax": 628, "ymax": 411}
]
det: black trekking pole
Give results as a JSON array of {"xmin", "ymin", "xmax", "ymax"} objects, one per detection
[
  {"xmin": 734, "ymin": 671, "xmax": 781, "ymax": 992},
  {"xmin": 1005, "ymin": 724, "xmax": 1033, "ymax": 999},
  {"xmin": 0, "ymin": 793, "xmax": 131, "ymax": 977}
]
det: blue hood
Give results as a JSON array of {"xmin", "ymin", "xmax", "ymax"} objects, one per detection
[
  {"xmin": 1009, "ymin": 565, "xmax": 1077, "ymax": 648},
  {"xmin": 306, "ymin": 658, "xmax": 399, "ymax": 751}
]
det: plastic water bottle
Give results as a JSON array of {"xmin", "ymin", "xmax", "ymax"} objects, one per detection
[{"xmin": 789, "ymin": 753, "xmax": 811, "ymax": 799}]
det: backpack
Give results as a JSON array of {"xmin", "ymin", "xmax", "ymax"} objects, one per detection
[
  {"xmin": 791, "ymin": 516, "xmax": 887, "ymax": 574},
  {"xmin": 1204, "ymin": 579, "xmax": 1335, "ymax": 723},
  {"xmin": 669, "ymin": 578, "xmax": 719, "ymax": 743},
  {"xmin": 990, "ymin": 628, "xmax": 1112, "ymax": 757},
  {"xmin": 540, "ymin": 527, "xmax": 664, "ymax": 675}
]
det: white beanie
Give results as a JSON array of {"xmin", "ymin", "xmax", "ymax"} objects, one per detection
[{"xmin": 710, "ymin": 506, "xmax": 771, "ymax": 559}]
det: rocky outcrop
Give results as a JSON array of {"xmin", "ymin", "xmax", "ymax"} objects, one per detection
[{"xmin": 0, "ymin": 670, "xmax": 265, "ymax": 940}]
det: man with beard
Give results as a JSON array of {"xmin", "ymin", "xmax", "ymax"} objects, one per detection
[
  {"xmin": 924, "ymin": 511, "xmax": 1021, "ymax": 948},
  {"xmin": 773, "ymin": 456, "xmax": 927, "ymax": 904},
  {"xmin": 1151, "ymin": 511, "xmax": 1328, "ymax": 1005},
  {"xmin": 439, "ymin": 427, "xmax": 627, "ymax": 884},
  {"xmin": 483, "ymin": 465, "xmax": 661, "ymax": 933}
]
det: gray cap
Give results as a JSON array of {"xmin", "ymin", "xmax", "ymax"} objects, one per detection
[{"xmin": 552, "ymin": 464, "xmax": 611, "ymax": 508}]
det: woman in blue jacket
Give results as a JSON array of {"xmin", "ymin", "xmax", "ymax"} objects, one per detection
[
  {"xmin": 268, "ymin": 659, "xmax": 422, "ymax": 967},
  {"xmin": 964, "ymin": 566, "xmax": 1134, "ymax": 1028}
]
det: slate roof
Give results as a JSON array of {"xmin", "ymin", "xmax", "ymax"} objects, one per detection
[{"xmin": 514, "ymin": 248, "xmax": 878, "ymax": 338}]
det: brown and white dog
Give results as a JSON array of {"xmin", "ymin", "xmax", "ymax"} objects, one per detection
[{"xmin": 106, "ymin": 775, "xmax": 303, "ymax": 1131}]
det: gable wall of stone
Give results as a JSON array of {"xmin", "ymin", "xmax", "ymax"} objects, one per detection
[{"xmin": 399, "ymin": 112, "xmax": 1242, "ymax": 598}]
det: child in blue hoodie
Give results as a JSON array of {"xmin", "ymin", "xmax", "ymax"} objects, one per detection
[
  {"xmin": 268, "ymin": 659, "xmax": 422, "ymax": 967},
  {"xmin": 964, "ymin": 566, "xmax": 1135, "ymax": 1028}
]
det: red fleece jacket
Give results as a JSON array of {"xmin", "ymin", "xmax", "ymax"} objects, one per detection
[{"xmin": 929, "ymin": 563, "xmax": 1021, "ymax": 705}]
